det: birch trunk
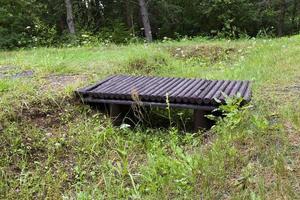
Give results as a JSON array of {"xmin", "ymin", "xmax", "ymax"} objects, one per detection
[
  {"xmin": 65, "ymin": 0, "xmax": 75, "ymax": 34},
  {"xmin": 138, "ymin": 0, "xmax": 152, "ymax": 42}
]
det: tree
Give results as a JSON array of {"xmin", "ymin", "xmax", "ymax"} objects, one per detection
[
  {"xmin": 277, "ymin": 0, "xmax": 287, "ymax": 36},
  {"xmin": 291, "ymin": 0, "xmax": 299, "ymax": 31},
  {"xmin": 2, "ymin": 0, "xmax": 300, "ymax": 49},
  {"xmin": 65, "ymin": 0, "xmax": 75, "ymax": 34},
  {"xmin": 138, "ymin": 0, "xmax": 152, "ymax": 42},
  {"xmin": 0, "ymin": 0, "xmax": 38, "ymax": 48}
]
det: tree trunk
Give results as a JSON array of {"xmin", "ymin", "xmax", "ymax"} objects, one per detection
[
  {"xmin": 125, "ymin": 0, "xmax": 132, "ymax": 28},
  {"xmin": 292, "ymin": 0, "xmax": 299, "ymax": 28},
  {"xmin": 124, "ymin": 0, "xmax": 135, "ymax": 35},
  {"xmin": 65, "ymin": 0, "xmax": 75, "ymax": 34},
  {"xmin": 277, "ymin": 0, "xmax": 286, "ymax": 36},
  {"xmin": 138, "ymin": 0, "xmax": 152, "ymax": 42}
]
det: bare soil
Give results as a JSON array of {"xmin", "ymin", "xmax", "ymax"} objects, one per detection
[
  {"xmin": 42, "ymin": 74, "xmax": 88, "ymax": 90},
  {"xmin": 19, "ymin": 105, "xmax": 64, "ymax": 130},
  {"xmin": 0, "ymin": 65, "xmax": 34, "ymax": 79}
]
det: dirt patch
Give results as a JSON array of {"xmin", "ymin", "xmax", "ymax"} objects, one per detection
[
  {"xmin": 12, "ymin": 70, "xmax": 34, "ymax": 78},
  {"xmin": 169, "ymin": 45, "xmax": 238, "ymax": 62},
  {"xmin": 270, "ymin": 77, "xmax": 300, "ymax": 94},
  {"xmin": 284, "ymin": 122, "xmax": 300, "ymax": 147},
  {"xmin": 20, "ymin": 106, "xmax": 64, "ymax": 130},
  {"xmin": 273, "ymin": 84, "xmax": 300, "ymax": 94},
  {"xmin": 15, "ymin": 97, "xmax": 91, "ymax": 131},
  {"xmin": 0, "ymin": 65, "xmax": 34, "ymax": 79},
  {"xmin": 284, "ymin": 81, "xmax": 300, "ymax": 93},
  {"xmin": 261, "ymin": 79, "xmax": 300, "ymax": 105},
  {"xmin": 0, "ymin": 65, "xmax": 17, "ymax": 72},
  {"xmin": 42, "ymin": 74, "xmax": 88, "ymax": 91}
]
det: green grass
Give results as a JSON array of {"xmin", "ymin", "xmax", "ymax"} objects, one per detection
[{"xmin": 0, "ymin": 36, "xmax": 299, "ymax": 199}]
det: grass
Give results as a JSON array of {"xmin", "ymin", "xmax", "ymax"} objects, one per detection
[{"xmin": 0, "ymin": 35, "xmax": 299, "ymax": 199}]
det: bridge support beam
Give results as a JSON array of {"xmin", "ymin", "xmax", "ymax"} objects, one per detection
[
  {"xmin": 109, "ymin": 104, "xmax": 131, "ymax": 126},
  {"xmin": 193, "ymin": 109, "xmax": 213, "ymax": 131}
]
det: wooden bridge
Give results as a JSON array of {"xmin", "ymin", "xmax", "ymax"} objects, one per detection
[{"xmin": 76, "ymin": 75, "xmax": 252, "ymax": 130}]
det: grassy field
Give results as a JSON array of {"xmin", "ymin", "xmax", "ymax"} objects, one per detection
[{"xmin": 0, "ymin": 36, "xmax": 299, "ymax": 199}]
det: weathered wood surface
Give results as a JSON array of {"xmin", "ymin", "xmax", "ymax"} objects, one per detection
[
  {"xmin": 76, "ymin": 75, "xmax": 251, "ymax": 108},
  {"xmin": 76, "ymin": 75, "xmax": 252, "ymax": 130}
]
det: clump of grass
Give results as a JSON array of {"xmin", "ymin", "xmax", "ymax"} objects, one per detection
[
  {"xmin": 124, "ymin": 53, "xmax": 168, "ymax": 75},
  {"xmin": 0, "ymin": 79, "xmax": 11, "ymax": 92},
  {"xmin": 169, "ymin": 45, "xmax": 237, "ymax": 62}
]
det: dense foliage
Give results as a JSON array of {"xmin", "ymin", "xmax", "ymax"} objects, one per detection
[{"xmin": 0, "ymin": 0, "xmax": 299, "ymax": 48}]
